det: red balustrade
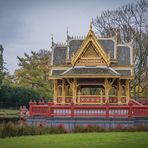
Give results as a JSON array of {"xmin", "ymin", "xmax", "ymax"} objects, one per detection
[{"xmin": 29, "ymin": 100, "xmax": 148, "ymax": 118}]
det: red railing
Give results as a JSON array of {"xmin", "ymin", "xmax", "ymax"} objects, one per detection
[{"xmin": 29, "ymin": 101, "xmax": 148, "ymax": 118}]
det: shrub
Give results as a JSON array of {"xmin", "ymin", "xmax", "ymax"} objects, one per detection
[
  {"xmin": 135, "ymin": 124, "xmax": 148, "ymax": 132},
  {"xmin": 113, "ymin": 124, "xmax": 125, "ymax": 132},
  {"xmin": 73, "ymin": 124, "xmax": 106, "ymax": 133},
  {"xmin": 0, "ymin": 122, "xmax": 17, "ymax": 138},
  {"xmin": 57, "ymin": 124, "xmax": 67, "ymax": 133},
  {"xmin": 73, "ymin": 125, "xmax": 86, "ymax": 133},
  {"xmin": 85, "ymin": 124, "xmax": 106, "ymax": 132},
  {"xmin": 124, "ymin": 126, "xmax": 136, "ymax": 132},
  {"xmin": 0, "ymin": 122, "xmax": 148, "ymax": 138},
  {"xmin": 47, "ymin": 124, "xmax": 67, "ymax": 134}
]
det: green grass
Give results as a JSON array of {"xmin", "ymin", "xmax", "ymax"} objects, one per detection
[
  {"xmin": 0, "ymin": 132, "xmax": 148, "ymax": 148},
  {"xmin": 0, "ymin": 109, "xmax": 18, "ymax": 118}
]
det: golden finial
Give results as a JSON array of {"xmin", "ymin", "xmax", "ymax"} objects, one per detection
[{"xmin": 89, "ymin": 21, "xmax": 92, "ymax": 30}]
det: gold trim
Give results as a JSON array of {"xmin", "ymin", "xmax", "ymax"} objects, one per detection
[
  {"xmin": 61, "ymin": 75, "xmax": 120, "ymax": 78},
  {"xmin": 49, "ymin": 75, "xmax": 134, "ymax": 80},
  {"xmin": 120, "ymin": 76, "xmax": 134, "ymax": 79},
  {"xmin": 52, "ymin": 64, "xmax": 72, "ymax": 67},
  {"xmin": 48, "ymin": 76, "xmax": 62, "ymax": 80}
]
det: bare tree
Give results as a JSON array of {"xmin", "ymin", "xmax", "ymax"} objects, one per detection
[{"xmin": 93, "ymin": 0, "xmax": 148, "ymax": 99}]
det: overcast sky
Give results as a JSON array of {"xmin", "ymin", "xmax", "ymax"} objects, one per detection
[{"xmin": 0, "ymin": 0, "xmax": 136, "ymax": 74}]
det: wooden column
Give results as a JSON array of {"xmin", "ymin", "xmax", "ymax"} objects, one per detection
[
  {"xmin": 117, "ymin": 79, "xmax": 121, "ymax": 104},
  {"xmin": 105, "ymin": 78, "xmax": 116, "ymax": 104},
  {"xmin": 126, "ymin": 79, "xmax": 130, "ymax": 102},
  {"xmin": 72, "ymin": 78, "xmax": 77, "ymax": 104},
  {"xmin": 62, "ymin": 79, "xmax": 65, "ymax": 104},
  {"xmin": 100, "ymin": 90, "xmax": 103, "ymax": 104},
  {"xmin": 77, "ymin": 86, "xmax": 81, "ymax": 105},
  {"xmin": 53, "ymin": 79, "xmax": 58, "ymax": 104},
  {"xmin": 105, "ymin": 78, "xmax": 109, "ymax": 103}
]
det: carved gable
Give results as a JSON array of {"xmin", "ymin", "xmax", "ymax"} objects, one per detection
[
  {"xmin": 82, "ymin": 43, "xmax": 99, "ymax": 58},
  {"xmin": 71, "ymin": 24, "xmax": 110, "ymax": 67},
  {"xmin": 75, "ymin": 41, "xmax": 106, "ymax": 66}
]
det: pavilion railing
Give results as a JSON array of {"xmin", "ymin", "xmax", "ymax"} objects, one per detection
[{"xmin": 29, "ymin": 101, "xmax": 148, "ymax": 118}]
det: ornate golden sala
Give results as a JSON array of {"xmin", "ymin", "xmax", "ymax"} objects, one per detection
[
  {"xmin": 71, "ymin": 24, "xmax": 110, "ymax": 67},
  {"xmin": 50, "ymin": 23, "xmax": 134, "ymax": 105}
]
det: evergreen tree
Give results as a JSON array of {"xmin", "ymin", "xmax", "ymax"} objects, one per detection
[
  {"xmin": 15, "ymin": 49, "xmax": 53, "ymax": 99},
  {"xmin": 0, "ymin": 45, "xmax": 5, "ymax": 87}
]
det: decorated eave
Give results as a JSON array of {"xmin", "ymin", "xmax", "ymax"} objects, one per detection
[
  {"xmin": 61, "ymin": 66, "xmax": 120, "ymax": 78},
  {"xmin": 49, "ymin": 67, "xmax": 134, "ymax": 80}
]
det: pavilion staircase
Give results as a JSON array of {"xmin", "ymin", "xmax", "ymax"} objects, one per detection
[{"xmin": 129, "ymin": 99, "xmax": 143, "ymax": 106}]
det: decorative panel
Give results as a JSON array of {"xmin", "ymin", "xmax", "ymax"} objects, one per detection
[
  {"xmin": 121, "ymin": 97, "xmax": 127, "ymax": 103},
  {"xmin": 79, "ymin": 96, "xmax": 104, "ymax": 103},
  {"xmin": 57, "ymin": 97, "xmax": 62, "ymax": 103},
  {"xmin": 65, "ymin": 97, "xmax": 72, "ymax": 103}
]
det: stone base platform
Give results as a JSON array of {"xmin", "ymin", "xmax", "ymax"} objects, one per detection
[{"xmin": 27, "ymin": 117, "xmax": 148, "ymax": 130}]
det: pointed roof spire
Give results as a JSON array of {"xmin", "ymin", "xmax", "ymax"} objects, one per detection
[
  {"xmin": 51, "ymin": 34, "xmax": 53, "ymax": 42},
  {"xmin": 66, "ymin": 27, "xmax": 69, "ymax": 36},
  {"xmin": 66, "ymin": 27, "xmax": 69, "ymax": 41},
  {"xmin": 51, "ymin": 34, "xmax": 54, "ymax": 47},
  {"xmin": 89, "ymin": 21, "xmax": 92, "ymax": 30},
  {"xmin": 66, "ymin": 27, "xmax": 70, "ymax": 61}
]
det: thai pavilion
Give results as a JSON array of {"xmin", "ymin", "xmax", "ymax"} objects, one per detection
[
  {"xmin": 27, "ymin": 24, "xmax": 148, "ymax": 128},
  {"xmin": 49, "ymin": 24, "xmax": 134, "ymax": 105}
]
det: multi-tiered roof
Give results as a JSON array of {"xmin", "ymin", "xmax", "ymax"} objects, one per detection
[{"xmin": 50, "ymin": 24, "xmax": 134, "ymax": 79}]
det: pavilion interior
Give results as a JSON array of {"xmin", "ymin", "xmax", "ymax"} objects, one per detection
[{"xmin": 54, "ymin": 78, "xmax": 130, "ymax": 105}]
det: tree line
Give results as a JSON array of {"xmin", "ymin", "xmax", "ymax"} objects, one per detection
[{"xmin": 0, "ymin": 46, "xmax": 53, "ymax": 107}]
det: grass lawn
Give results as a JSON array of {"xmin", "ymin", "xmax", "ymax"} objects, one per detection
[
  {"xmin": 0, "ymin": 109, "xmax": 18, "ymax": 118},
  {"xmin": 0, "ymin": 132, "xmax": 148, "ymax": 148}
]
